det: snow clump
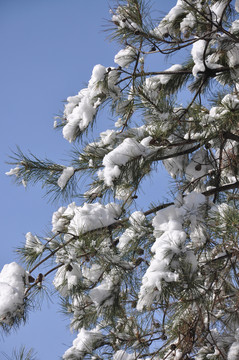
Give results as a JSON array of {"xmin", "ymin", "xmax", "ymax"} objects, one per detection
[
  {"xmin": 111, "ymin": 5, "xmax": 141, "ymax": 32},
  {"xmin": 137, "ymin": 192, "xmax": 206, "ymax": 311},
  {"xmin": 5, "ymin": 166, "xmax": 20, "ymax": 177},
  {"xmin": 144, "ymin": 64, "xmax": 183, "ymax": 98},
  {"xmin": 191, "ymin": 1, "xmax": 227, "ymax": 77},
  {"xmin": 156, "ymin": 64, "xmax": 183, "ymax": 85},
  {"xmin": 236, "ymin": 0, "xmax": 239, "ymax": 12},
  {"xmin": 185, "ymin": 148, "xmax": 213, "ymax": 181},
  {"xmin": 52, "ymin": 202, "xmax": 121, "ymax": 236},
  {"xmin": 53, "ymin": 264, "xmax": 82, "ymax": 297},
  {"xmin": 114, "ymin": 46, "xmax": 137, "ymax": 68},
  {"xmin": 62, "ymin": 64, "xmax": 120, "ymax": 142},
  {"xmin": 57, "ymin": 166, "xmax": 75, "ymax": 190},
  {"xmin": 227, "ymin": 328, "xmax": 239, "ymax": 360},
  {"xmin": 118, "ymin": 211, "xmax": 146, "ymax": 250},
  {"xmin": 113, "ymin": 350, "xmax": 147, "ymax": 360},
  {"xmin": 151, "ymin": 0, "xmax": 187, "ymax": 38},
  {"xmin": 25, "ymin": 232, "xmax": 44, "ymax": 254},
  {"xmin": 63, "ymin": 327, "xmax": 104, "ymax": 360},
  {"xmin": 98, "ymin": 137, "xmax": 153, "ymax": 186},
  {"xmin": 0, "ymin": 262, "xmax": 26, "ymax": 325},
  {"xmin": 89, "ymin": 272, "xmax": 119, "ymax": 308}
]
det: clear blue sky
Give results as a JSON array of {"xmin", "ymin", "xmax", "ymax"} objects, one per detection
[{"xmin": 0, "ymin": 1, "xmax": 174, "ymax": 358}]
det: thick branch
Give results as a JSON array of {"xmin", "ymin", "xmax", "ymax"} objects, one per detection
[
  {"xmin": 203, "ymin": 181, "xmax": 239, "ymax": 196},
  {"xmin": 223, "ymin": 131, "xmax": 239, "ymax": 143}
]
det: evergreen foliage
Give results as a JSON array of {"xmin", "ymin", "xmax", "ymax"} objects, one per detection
[
  {"xmin": 2, "ymin": 346, "xmax": 37, "ymax": 360},
  {"xmin": 3, "ymin": 0, "xmax": 239, "ymax": 359}
]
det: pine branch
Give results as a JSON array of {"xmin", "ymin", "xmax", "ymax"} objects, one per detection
[
  {"xmin": 24, "ymin": 178, "xmax": 239, "ymax": 289},
  {"xmin": 183, "ymin": 0, "xmax": 238, "ymax": 42}
]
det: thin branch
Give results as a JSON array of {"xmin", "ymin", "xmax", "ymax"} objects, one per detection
[{"xmin": 182, "ymin": 0, "xmax": 238, "ymax": 42}]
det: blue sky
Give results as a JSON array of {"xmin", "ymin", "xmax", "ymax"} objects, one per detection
[{"xmin": 0, "ymin": 1, "xmax": 174, "ymax": 358}]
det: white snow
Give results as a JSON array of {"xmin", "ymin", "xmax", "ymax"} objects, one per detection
[
  {"xmin": 117, "ymin": 211, "xmax": 146, "ymax": 250},
  {"xmin": 82, "ymin": 263, "xmax": 103, "ymax": 284},
  {"xmin": 53, "ymin": 264, "xmax": 82, "ymax": 297},
  {"xmin": 211, "ymin": 0, "xmax": 227, "ymax": 24},
  {"xmin": 52, "ymin": 202, "xmax": 121, "ymax": 236},
  {"xmin": 207, "ymin": 348, "xmax": 220, "ymax": 358},
  {"xmin": 115, "ymin": 185, "xmax": 132, "ymax": 201},
  {"xmin": 0, "ymin": 262, "xmax": 26, "ymax": 325},
  {"xmin": 102, "ymin": 137, "xmax": 145, "ymax": 166},
  {"xmin": 185, "ymin": 148, "xmax": 213, "ymax": 181},
  {"xmin": 101, "ymin": 129, "xmax": 117, "ymax": 145},
  {"xmin": 62, "ymin": 64, "xmax": 120, "ymax": 142},
  {"xmin": 114, "ymin": 46, "xmax": 137, "ymax": 68},
  {"xmin": 221, "ymin": 94, "xmax": 239, "ymax": 110},
  {"xmin": 191, "ymin": 40, "xmax": 223, "ymax": 78},
  {"xmin": 89, "ymin": 274, "xmax": 117, "ymax": 307},
  {"xmin": 137, "ymin": 193, "xmax": 206, "ymax": 310},
  {"xmin": 190, "ymin": 224, "xmax": 206, "ymax": 246},
  {"xmin": 89, "ymin": 129, "xmax": 117, "ymax": 148},
  {"xmin": 111, "ymin": 6, "xmax": 141, "ymax": 32},
  {"xmin": 118, "ymin": 212, "xmax": 144, "ymax": 246},
  {"xmin": 144, "ymin": 64, "xmax": 183, "ymax": 97},
  {"xmin": 191, "ymin": 39, "xmax": 208, "ymax": 77},
  {"xmin": 172, "ymin": 349, "xmax": 183, "ymax": 360},
  {"xmin": 158, "ymin": 64, "xmax": 183, "ymax": 85},
  {"xmin": 5, "ymin": 166, "xmax": 20, "ymax": 177},
  {"xmin": 118, "ymin": 228, "xmax": 136, "ymax": 250},
  {"xmin": 25, "ymin": 232, "xmax": 44, "ymax": 254},
  {"xmin": 163, "ymin": 154, "xmax": 188, "ymax": 179},
  {"xmin": 137, "ymin": 227, "xmax": 184, "ymax": 311},
  {"xmin": 236, "ymin": 0, "xmax": 239, "ymax": 12},
  {"xmin": 129, "ymin": 211, "xmax": 146, "ymax": 227},
  {"xmin": 57, "ymin": 166, "xmax": 75, "ymax": 190},
  {"xmin": 52, "ymin": 205, "xmax": 72, "ymax": 233},
  {"xmin": 227, "ymin": 328, "xmax": 239, "ymax": 360},
  {"xmin": 151, "ymin": 0, "xmax": 187, "ymax": 38},
  {"xmin": 113, "ymin": 350, "xmax": 138, "ymax": 360},
  {"xmin": 190, "ymin": 1, "xmax": 228, "ymax": 78},
  {"xmin": 98, "ymin": 137, "xmax": 150, "ymax": 186},
  {"xmin": 231, "ymin": 19, "xmax": 239, "ymax": 33},
  {"xmin": 227, "ymin": 44, "xmax": 239, "ymax": 68},
  {"xmin": 63, "ymin": 327, "xmax": 104, "ymax": 359},
  {"xmin": 180, "ymin": 12, "xmax": 196, "ymax": 34}
]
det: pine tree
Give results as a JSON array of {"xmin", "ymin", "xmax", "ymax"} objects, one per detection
[{"xmin": 3, "ymin": 0, "xmax": 239, "ymax": 359}]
